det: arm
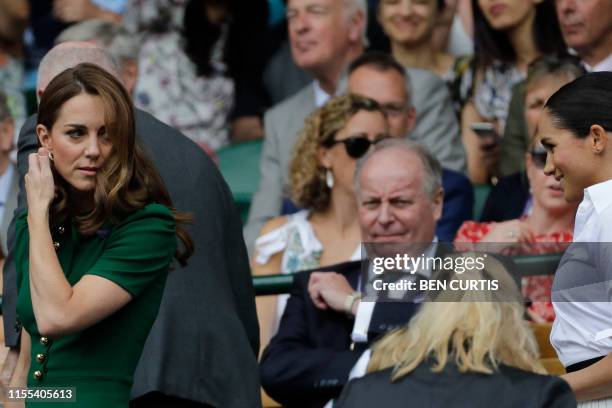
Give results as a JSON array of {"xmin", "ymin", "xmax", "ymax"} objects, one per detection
[
  {"xmin": 499, "ymin": 82, "xmax": 529, "ymax": 177},
  {"xmin": 561, "ymin": 354, "xmax": 612, "ymax": 402},
  {"xmin": 53, "ymin": 0, "xmax": 122, "ymax": 23},
  {"xmin": 252, "ymin": 217, "xmax": 288, "ymax": 355},
  {"xmin": 260, "ymin": 273, "xmax": 362, "ymax": 406},
  {"xmin": 461, "ymin": 101, "xmax": 499, "ymax": 184},
  {"xmin": 1, "ymin": 329, "xmax": 30, "ymax": 408}
]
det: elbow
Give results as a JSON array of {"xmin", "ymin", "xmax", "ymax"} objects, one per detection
[{"xmin": 35, "ymin": 313, "xmax": 75, "ymax": 339}]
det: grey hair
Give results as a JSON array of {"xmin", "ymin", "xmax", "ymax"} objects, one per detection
[
  {"xmin": 37, "ymin": 43, "xmax": 121, "ymax": 93},
  {"xmin": 354, "ymin": 138, "xmax": 443, "ymax": 199},
  {"xmin": 0, "ymin": 91, "xmax": 11, "ymax": 122},
  {"xmin": 54, "ymin": 20, "xmax": 140, "ymax": 71}
]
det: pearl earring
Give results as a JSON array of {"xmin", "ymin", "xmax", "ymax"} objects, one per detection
[{"xmin": 325, "ymin": 169, "xmax": 334, "ymax": 189}]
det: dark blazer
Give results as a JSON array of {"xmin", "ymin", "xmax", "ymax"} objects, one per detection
[
  {"xmin": 439, "ymin": 169, "xmax": 474, "ymax": 242},
  {"xmin": 2, "ymin": 110, "xmax": 261, "ymax": 408},
  {"xmin": 480, "ymin": 171, "xmax": 530, "ymax": 222},
  {"xmin": 259, "ymin": 261, "xmax": 421, "ymax": 408},
  {"xmin": 336, "ymin": 362, "xmax": 576, "ymax": 408}
]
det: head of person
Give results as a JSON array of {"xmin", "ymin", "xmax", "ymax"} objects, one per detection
[
  {"xmin": 539, "ymin": 72, "xmax": 612, "ymax": 203},
  {"xmin": 367, "ymin": 255, "xmax": 544, "ymax": 378},
  {"xmin": 348, "ymin": 52, "xmax": 416, "ymax": 138},
  {"xmin": 472, "ymin": 0, "xmax": 566, "ymax": 67},
  {"xmin": 290, "ymin": 94, "xmax": 389, "ymax": 212},
  {"xmin": 286, "ymin": 0, "xmax": 367, "ymax": 77},
  {"xmin": 355, "ymin": 139, "xmax": 443, "ymax": 244},
  {"xmin": 377, "ymin": 0, "xmax": 445, "ymax": 47},
  {"xmin": 37, "ymin": 42, "xmax": 122, "ymax": 100},
  {"xmin": 0, "ymin": 91, "xmax": 14, "ymax": 158},
  {"xmin": 35, "ymin": 63, "xmax": 192, "ymax": 264},
  {"xmin": 55, "ymin": 23, "xmax": 140, "ymax": 94},
  {"xmin": 555, "ymin": 0, "xmax": 612, "ymax": 65}
]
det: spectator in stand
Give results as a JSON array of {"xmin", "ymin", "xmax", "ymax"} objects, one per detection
[
  {"xmin": 253, "ymin": 94, "xmax": 389, "ymax": 352},
  {"xmin": 493, "ymin": 55, "xmax": 585, "ymax": 204},
  {"xmin": 335, "ymin": 256, "xmax": 576, "ymax": 408},
  {"xmin": 0, "ymin": 91, "xmax": 18, "ymax": 257},
  {"xmin": 460, "ymin": 0, "xmax": 565, "ymax": 183},
  {"xmin": 376, "ymin": 0, "xmax": 467, "ymax": 88},
  {"xmin": 556, "ymin": 0, "xmax": 612, "ymax": 72}
]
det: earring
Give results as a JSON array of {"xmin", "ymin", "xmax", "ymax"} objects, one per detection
[
  {"xmin": 325, "ymin": 169, "xmax": 334, "ymax": 189},
  {"xmin": 48, "ymin": 151, "xmax": 54, "ymax": 161}
]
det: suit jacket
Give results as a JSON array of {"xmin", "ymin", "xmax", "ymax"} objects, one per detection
[
  {"xmin": 259, "ymin": 260, "xmax": 424, "ymax": 408},
  {"xmin": 245, "ymin": 68, "xmax": 466, "ymax": 249},
  {"xmin": 2, "ymin": 111, "xmax": 261, "ymax": 408},
  {"xmin": 0, "ymin": 164, "xmax": 18, "ymax": 255},
  {"xmin": 480, "ymin": 171, "xmax": 530, "ymax": 222},
  {"xmin": 335, "ymin": 362, "xmax": 576, "ymax": 408}
]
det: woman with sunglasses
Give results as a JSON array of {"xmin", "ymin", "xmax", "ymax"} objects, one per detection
[
  {"xmin": 252, "ymin": 94, "xmax": 390, "ymax": 353},
  {"xmin": 538, "ymin": 72, "xmax": 612, "ymax": 406},
  {"xmin": 455, "ymin": 59, "xmax": 581, "ymax": 321}
]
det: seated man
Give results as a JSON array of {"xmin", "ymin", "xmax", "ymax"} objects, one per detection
[
  {"xmin": 260, "ymin": 140, "xmax": 449, "ymax": 408},
  {"xmin": 347, "ymin": 52, "xmax": 472, "ymax": 241}
]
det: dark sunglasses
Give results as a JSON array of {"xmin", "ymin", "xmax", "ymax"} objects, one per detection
[
  {"xmin": 324, "ymin": 134, "xmax": 391, "ymax": 159},
  {"xmin": 530, "ymin": 149, "xmax": 547, "ymax": 169}
]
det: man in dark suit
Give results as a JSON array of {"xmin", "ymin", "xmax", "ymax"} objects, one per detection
[
  {"xmin": 347, "ymin": 52, "xmax": 472, "ymax": 241},
  {"xmin": 260, "ymin": 139, "xmax": 449, "ymax": 407},
  {"xmin": 1, "ymin": 42, "xmax": 261, "ymax": 408}
]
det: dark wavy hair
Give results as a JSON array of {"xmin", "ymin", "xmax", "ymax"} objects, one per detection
[
  {"xmin": 472, "ymin": 0, "xmax": 566, "ymax": 68},
  {"xmin": 37, "ymin": 63, "xmax": 194, "ymax": 266},
  {"xmin": 545, "ymin": 72, "xmax": 612, "ymax": 139}
]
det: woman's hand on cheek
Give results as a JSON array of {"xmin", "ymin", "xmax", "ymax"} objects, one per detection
[{"xmin": 25, "ymin": 148, "xmax": 56, "ymax": 217}]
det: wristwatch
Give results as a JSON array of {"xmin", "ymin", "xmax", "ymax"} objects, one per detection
[{"xmin": 344, "ymin": 291, "xmax": 362, "ymax": 314}]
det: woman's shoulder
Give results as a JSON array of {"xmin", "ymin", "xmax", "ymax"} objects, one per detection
[{"xmin": 112, "ymin": 203, "xmax": 176, "ymax": 237}]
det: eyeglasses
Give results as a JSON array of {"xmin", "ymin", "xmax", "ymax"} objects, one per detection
[
  {"xmin": 530, "ymin": 149, "xmax": 547, "ymax": 169},
  {"xmin": 324, "ymin": 134, "xmax": 391, "ymax": 159}
]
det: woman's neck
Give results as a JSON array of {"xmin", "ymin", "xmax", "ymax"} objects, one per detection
[
  {"xmin": 526, "ymin": 204, "xmax": 575, "ymax": 236},
  {"xmin": 506, "ymin": 11, "xmax": 539, "ymax": 73},
  {"xmin": 311, "ymin": 188, "xmax": 360, "ymax": 238},
  {"xmin": 392, "ymin": 39, "xmax": 448, "ymax": 77}
]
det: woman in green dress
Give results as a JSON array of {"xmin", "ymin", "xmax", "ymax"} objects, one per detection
[{"xmin": 12, "ymin": 63, "xmax": 193, "ymax": 407}]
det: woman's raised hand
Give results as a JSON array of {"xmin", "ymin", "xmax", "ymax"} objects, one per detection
[{"xmin": 25, "ymin": 147, "xmax": 56, "ymax": 216}]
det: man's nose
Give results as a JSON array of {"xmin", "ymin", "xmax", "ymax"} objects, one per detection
[
  {"xmin": 291, "ymin": 12, "xmax": 310, "ymax": 34},
  {"xmin": 377, "ymin": 202, "xmax": 393, "ymax": 226}
]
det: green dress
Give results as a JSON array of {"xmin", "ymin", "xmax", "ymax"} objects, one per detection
[{"xmin": 15, "ymin": 204, "xmax": 177, "ymax": 407}]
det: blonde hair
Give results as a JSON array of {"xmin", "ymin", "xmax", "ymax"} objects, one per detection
[
  {"xmin": 290, "ymin": 94, "xmax": 384, "ymax": 211},
  {"xmin": 367, "ymin": 254, "xmax": 545, "ymax": 380}
]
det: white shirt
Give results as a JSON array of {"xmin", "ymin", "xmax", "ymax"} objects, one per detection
[
  {"xmin": 551, "ymin": 179, "xmax": 612, "ymax": 367},
  {"xmin": 313, "ymin": 80, "xmax": 333, "ymax": 108},
  {"xmin": 351, "ymin": 240, "xmax": 438, "ymax": 343},
  {"xmin": 584, "ymin": 53, "xmax": 612, "ymax": 73}
]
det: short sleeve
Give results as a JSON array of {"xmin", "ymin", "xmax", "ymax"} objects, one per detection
[{"xmin": 87, "ymin": 204, "xmax": 177, "ymax": 297}]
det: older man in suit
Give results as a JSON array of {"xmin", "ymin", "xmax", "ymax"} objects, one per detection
[
  {"xmin": 1, "ymin": 42, "xmax": 261, "ymax": 408},
  {"xmin": 0, "ymin": 91, "xmax": 18, "ymax": 257},
  {"xmin": 244, "ymin": 0, "xmax": 464, "ymax": 251},
  {"xmin": 260, "ymin": 140, "xmax": 452, "ymax": 408}
]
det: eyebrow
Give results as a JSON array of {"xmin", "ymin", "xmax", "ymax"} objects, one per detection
[{"xmin": 63, "ymin": 123, "xmax": 87, "ymax": 129}]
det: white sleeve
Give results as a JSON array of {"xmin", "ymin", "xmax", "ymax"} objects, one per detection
[
  {"xmin": 351, "ymin": 301, "xmax": 376, "ymax": 343},
  {"xmin": 348, "ymin": 349, "xmax": 372, "ymax": 380}
]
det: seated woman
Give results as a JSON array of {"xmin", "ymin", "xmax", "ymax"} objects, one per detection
[
  {"xmin": 460, "ymin": 0, "xmax": 565, "ymax": 183},
  {"xmin": 10, "ymin": 63, "xmax": 193, "ymax": 407},
  {"xmin": 377, "ymin": 0, "xmax": 464, "ymax": 84},
  {"xmin": 335, "ymin": 255, "xmax": 576, "ymax": 408},
  {"xmin": 253, "ymin": 94, "xmax": 390, "ymax": 351}
]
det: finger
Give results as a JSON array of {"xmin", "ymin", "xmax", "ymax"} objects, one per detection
[
  {"xmin": 28, "ymin": 153, "xmax": 40, "ymax": 174},
  {"xmin": 38, "ymin": 151, "xmax": 52, "ymax": 176}
]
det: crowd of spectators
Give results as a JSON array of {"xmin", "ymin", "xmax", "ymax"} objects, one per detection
[{"xmin": 0, "ymin": 0, "xmax": 611, "ymax": 407}]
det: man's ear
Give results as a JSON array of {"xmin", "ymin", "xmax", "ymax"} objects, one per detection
[
  {"xmin": 432, "ymin": 187, "xmax": 444, "ymax": 222},
  {"xmin": 589, "ymin": 124, "xmax": 608, "ymax": 155},
  {"xmin": 347, "ymin": 9, "xmax": 366, "ymax": 43},
  {"xmin": 36, "ymin": 124, "xmax": 52, "ymax": 150}
]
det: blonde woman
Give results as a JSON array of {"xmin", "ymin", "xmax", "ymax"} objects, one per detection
[
  {"xmin": 335, "ymin": 255, "xmax": 576, "ymax": 408},
  {"xmin": 253, "ymin": 94, "xmax": 390, "ymax": 353}
]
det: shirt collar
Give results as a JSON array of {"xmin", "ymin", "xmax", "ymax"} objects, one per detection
[
  {"xmin": 313, "ymin": 80, "xmax": 333, "ymax": 107},
  {"xmin": 583, "ymin": 53, "xmax": 612, "ymax": 73},
  {"xmin": 583, "ymin": 178, "xmax": 612, "ymax": 214}
]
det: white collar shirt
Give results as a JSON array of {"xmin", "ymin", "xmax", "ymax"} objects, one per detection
[
  {"xmin": 551, "ymin": 178, "xmax": 612, "ymax": 366},
  {"xmin": 584, "ymin": 53, "xmax": 612, "ymax": 73}
]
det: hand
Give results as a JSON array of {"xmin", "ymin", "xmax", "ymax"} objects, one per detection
[
  {"xmin": 307, "ymin": 272, "xmax": 355, "ymax": 313},
  {"xmin": 53, "ymin": 0, "xmax": 98, "ymax": 22},
  {"xmin": 230, "ymin": 116, "xmax": 264, "ymax": 142},
  {"xmin": 480, "ymin": 220, "xmax": 534, "ymax": 253},
  {"xmin": 25, "ymin": 148, "xmax": 55, "ymax": 216},
  {"xmin": 477, "ymin": 136, "xmax": 500, "ymax": 175}
]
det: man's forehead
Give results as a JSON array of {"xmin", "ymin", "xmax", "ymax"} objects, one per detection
[
  {"xmin": 348, "ymin": 67, "xmax": 407, "ymax": 100},
  {"xmin": 287, "ymin": 0, "xmax": 336, "ymax": 9}
]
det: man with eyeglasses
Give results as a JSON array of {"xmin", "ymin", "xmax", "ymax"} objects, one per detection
[
  {"xmin": 244, "ymin": 0, "xmax": 461, "ymax": 253},
  {"xmin": 347, "ymin": 52, "xmax": 472, "ymax": 241}
]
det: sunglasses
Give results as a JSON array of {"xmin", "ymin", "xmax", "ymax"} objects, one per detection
[
  {"xmin": 324, "ymin": 134, "xmax": 391, "ymax": 159},
  {"xmin": 530, "ymin": 149, "xmax": 547, "ymax": 169}
]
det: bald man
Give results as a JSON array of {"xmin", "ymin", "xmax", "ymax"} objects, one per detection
[{"xmin": 1, "ymin": 42, "xmax": 261, "ymax": 408}]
